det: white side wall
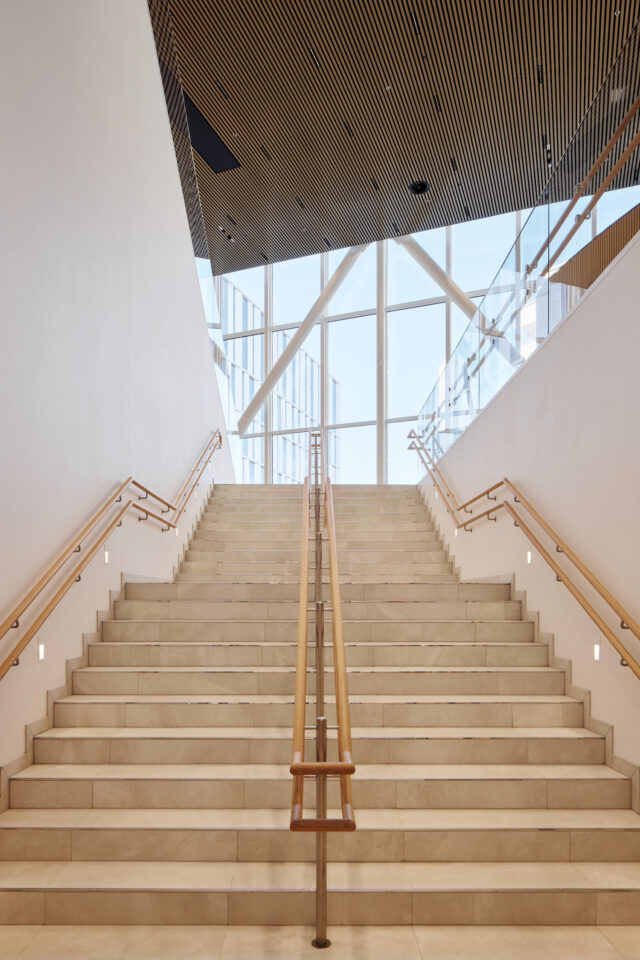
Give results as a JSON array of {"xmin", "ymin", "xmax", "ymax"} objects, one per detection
[
  {"xmin": 420, "ymin": 233, "xmax": 640, "ymax": 767},
  {"xmin": 0, "ymin": 0, "xmax": 234, "ymax": 765}
]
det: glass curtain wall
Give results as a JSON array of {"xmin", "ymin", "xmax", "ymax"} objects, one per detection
[{"xmin": 205, "ymin": 187, "xmax": 639, "ymax": 483}]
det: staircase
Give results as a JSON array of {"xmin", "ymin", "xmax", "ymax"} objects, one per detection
[{"xmin": 0, "ymin": 483, "xmax": 638, "ymax": 926}]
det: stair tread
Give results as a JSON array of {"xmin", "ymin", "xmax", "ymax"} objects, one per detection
[
  {"xmin": 92, "ymin": 640, "xmax": 537, "ymax": 648},
  {"xmin": 57, "ymin": 692, "xmax": 577, "ymax": 703},
  {"xmin": 36, "ymin": 725, "xmax": 602, "ymax": 740},
  {"xmin": 12, "ymin": 763, "xmax": 626, "ymax": 781},
  {"xmin": 76, "ymin": 665, "xmax": 559, "ymax": 674},
  {"xmin": 0, "ymin": 859, "xmax": 637, "ymax": 891},
  {"xmin": 1, "ymin": 807, "xmax": 637, "ymax": 830}
]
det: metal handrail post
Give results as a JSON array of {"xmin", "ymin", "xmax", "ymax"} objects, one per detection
[{"xmin": 312, "ymin": 432, "xmax": 330, "ymax": 948}]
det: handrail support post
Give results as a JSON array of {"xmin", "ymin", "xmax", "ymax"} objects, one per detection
[{"xmin": 312, "ymin": 715, "xmax": 330, "ymax": 949}]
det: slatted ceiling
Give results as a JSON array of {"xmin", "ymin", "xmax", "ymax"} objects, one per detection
[{"xmin": 150, "ymin": 0, "xmax": 640, "ymax": 273}]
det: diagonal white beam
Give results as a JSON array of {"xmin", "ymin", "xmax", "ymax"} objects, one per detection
[
  {"xmin": 395, "ymin": 234, "xmax": 477, "ymax": 319},
  {"xmin": 394, "ymin": 235, "xmax": 520, "ymax": 368},
  {"xmin": 237, "ymin": 244, "xmax": 369, "ymax": 436}
]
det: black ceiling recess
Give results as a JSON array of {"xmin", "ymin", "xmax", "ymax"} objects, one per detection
[{"xmin": 148, "ymin": 0, "xmax": 640, "ymax": 275}]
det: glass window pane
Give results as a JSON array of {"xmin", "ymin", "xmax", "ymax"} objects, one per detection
[
  {"xmin": 224, "ymin": 266, "xmax": 264, "ymax": 311},
  {"xmin": 225, "ymin": 333, "xmax": 265, "ymax": 432},
  {"xmin": 327, "ymin": 424, "xmax": 376, "ymax": 483},
  {"xmin": 271, "ymin": 431, "xmax": 309, "ymax": 484},
  {"xmin": 240, "ymin": 436, "xmax": 264, "ymax": 483},
  {"xmin": 327, "ymin": 244, "xmax": 376, "ymax": 316},
  {"xmin": 386, "ymin": 420, "xmax": 421, "ymax": 484},
  {"xmin": 220, "ymin": 276, "xmax": 265, "ymax": 334},
  {"xmin": 595, "ymin": 185, "xmax": 640, "ymax": 232},
  {"xmin": 273, "ymin": 254, "xmax": 321, "ymax": 328},
  {"xmin": 388, "ymin": 229, "xmax": 446, "ymax": 304},
  {"xmin": 388, "ymin": 304, "xmax": 446, "ymax": 418},
  {"xmin": 271, "ymin": 326, "xmax": 321, "ymax": 432},
  {"xmin": 327, "ymin": 314, "xmax": 376, "ymax": 424},
  {"xmin": 452, "ymin": 212, "xmax": 516, "ymax": 293}
]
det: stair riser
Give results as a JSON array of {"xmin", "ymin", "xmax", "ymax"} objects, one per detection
[
  {"xmin": 53, "ymin": 700, "xmax": 582, "ymax": 728},
  {"xmin": 2, "ymin": 824, "xmax": 633, "ymax": 862},
  {"xmin": 204, "ymin": 506, "xmax": 429, "ymax": 518},
  {"xmin": 193, "ymin": 535, "xmax": 440, "ymax": 548},
  {"xmin": 102, "ymin": 620, "xmax": 534, "ymax": 643},
  {"xmin": 72, "ymin": 670, "xmax": 564, "ymax": 697},
  {"xmin": 176, "ymin": 571, "xmax": 459, "ymax": 583},
  {"xmin": 114, "ymin": 600, "xmax": 521, "ymax": 622},
  {"xmin": 1, "ymin": 886, "xmax": 637, "ymax": 926},
  {"xmin": 89, "ymin": 643, "xmax": 547, "ymax": 668},
  {"xmin": 33, "ymin": 736, "xmax": 604, "ymax": 766},
  {"xmin": 185, "ymin": 552, "xmax": 448, "ymax": 570},
  {"xmin": 0, "ymin": 886, "xmax": 632, "ymax": 926},
  {"xmin": 10, "ymin": 777, "xmax": 629, "ymax": 811},
  {"xmin": 178, "ymin": 563, "xmax": 456, "ymax": 578},
  {"xmin": 124, "ymin": 582, "xmax": 511, "ymax": 602},
  {"xmin": 200, "ymin": 520, "xmax": 433, "ymax": 532}
]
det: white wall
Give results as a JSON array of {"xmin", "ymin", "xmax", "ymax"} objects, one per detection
[
  {"xmin": 420, "ymin": 233, "xmax": 640, "ymax": 767},
  {"xmin": 0, "ymin": 0, "xmax": 234, "ymax": 765}
]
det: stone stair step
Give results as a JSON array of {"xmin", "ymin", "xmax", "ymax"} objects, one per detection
[
  {"xmin": 102, "ymin": 619, "xmax": 534, "ymax": 644},
  {"xmin": 52, "ymin": 693, "xmax": 583, "ymax": 729},
  {"xmin": 71, "ymin": 665, "xmax": 564, "ymax": 697},
  {"xmin": 88, "ymin": 640, "xmax": 546, "ymax": 669},
  {"xmin": 113, "ymin": 599, "xmax": 521, "ymax": 623},
  {"xmin": 2, "ymin": 807, "xmax": 637, "ymax": 863},
  {"xmin": 123, "ymin": 581, "xmax": 510, "ymax": 602},
  {"xmin": 33, "ymin": 726, "xmax": 604, "ymax": 766},
  {"xmin": 9, "ymin": 763, "xmax": 629, "ymax": 810},
  {"xmin": 0, "ymin": 859, "xmax": 638, "ymax": 925}
]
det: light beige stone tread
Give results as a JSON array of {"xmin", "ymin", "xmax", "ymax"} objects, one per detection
[
  {"xmin": 2, "ymin": 808, "xmax": 637, "ymax": 830},
  {"xmin": 92, "ymin": 640, "xmax": 535, "ymax": 649},
  {"xmin": 35, "ymin": 725, "xmax": 602, "ymax": 741},
  {"xmin": 0, "ymin": 860, "xmax": 639, "ymax": 891},
  {"xmin": 54, "ymin": 693, "xmax": 579, "ymax": 704},
  {"xmin": 11, "ymin": 763, "xmax": 627, "ymax": 782},
  {"xmin": 74, "ymin": 665, "xmax": 559, "ymax": 675},
  {"xmin": 105, "ymin": 617, "xmax": 527, "ymax": 627}
]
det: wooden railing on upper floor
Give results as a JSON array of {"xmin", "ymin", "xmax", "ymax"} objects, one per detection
[
  {"xmin": 0, "ymin": 430, "xmax": 223, "ymax": 682},
  {"xmin": 408, "ymin": 430, "xmax": 640, "ymax": 681}
]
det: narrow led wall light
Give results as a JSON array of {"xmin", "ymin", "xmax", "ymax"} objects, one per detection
[
  {"xmin": 104, "ymin": 548, "xmax": 109, "ymax": 565},
  {"xmin": 38, "ymin": 643, "xmax": 45, "ymax": 662},
  {"xmin": 594, "ymin": 643, "xmax": 601, "ymax": 661},
  {"xmin": 527, "ymin": 550, "xmax": 532, "ymax": 564}
]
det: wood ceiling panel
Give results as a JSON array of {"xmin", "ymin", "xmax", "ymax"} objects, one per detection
[{"xmin": 149, "ymin": 0, "xmax": 640, "ymax": 274}]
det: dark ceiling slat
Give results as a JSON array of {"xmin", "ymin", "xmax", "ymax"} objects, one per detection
[{"xmin": 150, "ymin": 0, "xmax": 640, "ymax": 274}]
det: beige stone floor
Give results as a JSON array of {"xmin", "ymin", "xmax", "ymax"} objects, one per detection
[{"xmin": 0, "ymin": 925, "xmax": 639, "ymax": 959}]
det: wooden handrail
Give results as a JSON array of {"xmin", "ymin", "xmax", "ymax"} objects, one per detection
[
  {"xmin": 409, "ymin": 432, "xmax": 640, "ymax": 679},
  {"xmin": 408, "ymin": 436, "xmax": 503, "ymax": 532},
  {"xmin": 290, "ymin": 473, "xmax": 311, "ymax": 824},
  {"xmin": 290, "ymin": 433, "xmax": 356, "ymax": 833},
  {"xmin": 528, "ymin": 92, "xmax": 640, "ymax": 275},
  {"xmin": 0, "ymin": 500, "xmax": 133, "ymax": 682},
  {"xmin": 0, "ymin": 476, "xmax": 133, "ymax": 644},
  {"xmin": 504, "ymin": 502, "xmax": 640, "ymax": 681},
  {"xmin": 325, "ymin": 476, "xmax": 355, "ymax": 774},
  {"xmin": 503, "ymin": 479, "xmax": 640, "ymax": 644},
  {"xmin": 0, "ymin": 429, "xmax": 223, "ymax": 681},
  {"xmin": 545, "ymin": 125, "xmax": 640, "ymax": 276}
]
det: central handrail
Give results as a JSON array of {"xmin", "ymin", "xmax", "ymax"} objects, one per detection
[
  {"xmin": 0, "ymin": 429, "xmax": 223, "ymax": 682},
  {"xmin": 408, "ymin": 430, "xmax": 640, "ymax": 681},
  {"xmin": 290, "ymin": 433, "xmax": 356, "ymax": 827},
  {"xmin": 290, "ymin": 430, "xmax": 355, "ymax": 948}
]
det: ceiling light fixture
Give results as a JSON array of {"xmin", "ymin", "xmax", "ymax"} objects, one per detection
[{"xmin": 409, "ymin": 180, "xmax": 430, "ymax": 195}]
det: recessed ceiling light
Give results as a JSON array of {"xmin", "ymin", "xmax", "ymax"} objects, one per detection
[{"xmin": 409, "ymin": 180, "xmax": 430, "ymax": 195}]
